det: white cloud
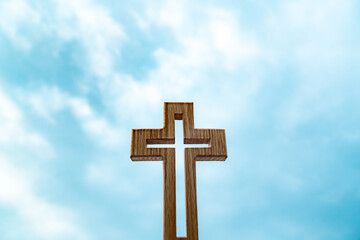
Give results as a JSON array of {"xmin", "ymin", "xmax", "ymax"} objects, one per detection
[
  {"xmin": 96, "ymin": 0, "xmax": 261, "ymax": 128},
  {"xmin": 0, "ymin": 0, "xmax": 125, "ymax": 77},
  {"xmin": 52, "ymin": 0, "xmax": 125, "ymax": 77},
  {"xmin": 144, "ymin": 0, "xmax": 260, "ymax": 69},
  {"xmin": 265, "ymin": 0, "xmax": 354, "ymax": 68},
  {"xmin": 1, "ymin": 0, "xmax": 260, "ymax": 128},
  {"xmin": 0, "ymin": 87, "xmax": 55, "ymax": 159},
  {"xmin": 27, "ymin": 86, "xmax": 68, "ymax": 123},
  {"xmin": 0, "ymin": 0, "xmax": 40, "ymax": 50},
  {"xmin": 96, "ymin": 0, "xmax": 357, "ymax": 133},
  {"xmin": 206, "ymin": 8, "xmax": 260, "ymax": 69},
  {"xmin": 25, "ymin": 85, "xmax": 124, "ymax": 148},
  {"xmin": 0, "ymin": 155, "xmax": 89, "ymax": 240},
  {"xmin": 68, "ymin": 97, "xmax": 124, "ymax": 147},
  {"xmin": 0, "ymin": 86, "xmax": 89, "ymax": 239},
  {"xmin": 261, "ymin": 0, "xmax": 358, "ymax": 132}
]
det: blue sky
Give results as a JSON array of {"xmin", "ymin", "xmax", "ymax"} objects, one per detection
[{"xmin": 0, "ymin": 0, "xmax": 360, "ymax": 239}]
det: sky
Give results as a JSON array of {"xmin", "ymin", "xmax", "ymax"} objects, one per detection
[{"xmin": 0, "ymin": 0, "xmax": 360, "ymax": 239}]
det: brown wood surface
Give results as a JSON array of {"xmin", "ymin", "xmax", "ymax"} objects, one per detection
[{"xmin": 130, "ymin": 102, "xmax": 227, "ymax": 240}]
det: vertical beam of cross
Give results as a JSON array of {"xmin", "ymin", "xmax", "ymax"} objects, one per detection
[
  {"xmin": 148, "ymin": 120, "xmax": 209, "ymax": 236},
  {"xmin": 130, "ymin": 102, "xmax": 227, "ymax": 240}
]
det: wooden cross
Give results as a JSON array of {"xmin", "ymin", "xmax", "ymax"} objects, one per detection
[{"xmin": 130, "ymin": 102, "xmax": 227, "ymax": 240}]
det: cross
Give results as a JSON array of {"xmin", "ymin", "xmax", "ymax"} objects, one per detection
[{"xmin": 130, "ymin": 102, "xmax": 227, "ymax": 240}]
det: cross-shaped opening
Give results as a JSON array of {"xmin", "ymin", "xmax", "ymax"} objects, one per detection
[{"xmin": 147, "ymin": 119, "xmax": 209, "ymax": 237}]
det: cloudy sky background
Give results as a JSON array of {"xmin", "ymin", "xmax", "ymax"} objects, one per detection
[{"xmin": 0, "ymin": 0, "xmax": 360, "ymax": 239}]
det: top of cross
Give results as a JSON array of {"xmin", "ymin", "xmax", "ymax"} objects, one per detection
[{"xmin": 130, "ymin": 102, "xmax": 227, "ymax": 162}]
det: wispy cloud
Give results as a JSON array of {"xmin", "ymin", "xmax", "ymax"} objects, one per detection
[
  {"xmin": 0, "ymin": 0, "xmax": 40, "ymax": 50},
  {"xmin": 0, "ymin": 155, "xmax": 90, "ymax": 240},
  {"xmin": 95, "ymin": 0, "xmax": 261, "ymax": 129},
  {"xmin": 52, "ymin": 0, "xmax": 125, "ymax": 77},
  {"xmin": 0, "ymin": 87, "xmax": 54, "ymax": 159},
  {"xmin": 24, "ymin": 85, "xmax": 124, "ymax": 148},
  {"xmin": 0, "ymin": 88, "xmax": 89, "ymax": 239}
]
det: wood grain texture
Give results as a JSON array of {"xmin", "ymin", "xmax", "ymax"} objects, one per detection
[{"xmin": 130, "ymin": 102, "xmax": 227, "ymax": 240}]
